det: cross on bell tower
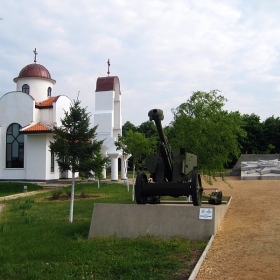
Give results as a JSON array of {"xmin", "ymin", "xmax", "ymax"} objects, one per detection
[
  {"xmin": 107, "ymin": 59, "xmax": 110, "ymax": 76},
  {"xmin": 33, "ymin": 48, "xmax": 38, "ymax": 63}
]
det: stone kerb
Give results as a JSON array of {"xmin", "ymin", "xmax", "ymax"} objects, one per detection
[{"xmin": 0, "ymin": 190, "xmax": 46, "ymax": 201}]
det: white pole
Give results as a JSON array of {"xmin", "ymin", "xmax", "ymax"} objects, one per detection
[
  {"xmin": 132, "ymin": 163, "xmax": 135, "ymax": 201},
  {"xmin": 69, "ymin": 171, "xmax": 75, "ymax": 223},
  {"xmin": 132, "ymin": 185, "xmax": 135, "ymax": 201}
]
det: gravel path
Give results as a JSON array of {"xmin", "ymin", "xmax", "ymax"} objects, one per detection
[{"xmin": 196, "ymin": 177, "xmax": 280, "ymax": 280}]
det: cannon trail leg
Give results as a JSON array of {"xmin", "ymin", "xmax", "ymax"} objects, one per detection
[
  {"xmin": 135, "ymin": 172, "xmax": 148, "ymax": 204},
  {"xmin": 191, "ymin": 172, "xmax": 203, "ymax": 206}
]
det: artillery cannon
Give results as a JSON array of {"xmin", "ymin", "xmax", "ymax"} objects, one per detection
[{"xmin": 135, "ymin": 109, "xmax": 222, "ymax": 206}]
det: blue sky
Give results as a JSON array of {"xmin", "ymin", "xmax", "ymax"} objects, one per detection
[{"xmin": 1, "ymin": 0, "xmax": 280, "ymax": 127}]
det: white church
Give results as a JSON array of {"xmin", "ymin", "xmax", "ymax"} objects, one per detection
[{"xmin": 0, "ymin": 50, "xmax": 127, "ymax": 182}]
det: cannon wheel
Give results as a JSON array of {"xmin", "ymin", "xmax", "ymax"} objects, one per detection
[
  {"xmin": 191, "ymin": 172, "xmax": 203, "ymax": 206},
  {"xmin": 135, "ymin": 172, "xmax": 148, "ymax": 204}
]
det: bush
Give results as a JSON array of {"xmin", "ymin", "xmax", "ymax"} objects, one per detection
[
  {"xmin": 51, "ymin": 189, "xmax": 62, "ymax": 199},
  {"xmin": 80, "ymin": 192, "xmax": 88, "ymax": 198},
  {"xmin": 65, "ymin": 189, "xmax": 71, "ymax": 197}
]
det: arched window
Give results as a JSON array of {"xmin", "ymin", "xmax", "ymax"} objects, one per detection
[
  {"xmin": 47, "ymin": 87, "xmax": 52, "ymax": 97},
  {"xmin": 22, "ymin": 84, "xmax": 30, "ymax": 94},
  {"xmin": 6, "ymin": 123, "xmax": 24, "ymax": 168}
]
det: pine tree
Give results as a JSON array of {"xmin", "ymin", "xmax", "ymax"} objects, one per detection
[{"xmin": 49, "ymin": 98, "xmax": 106, "ymax": 222}]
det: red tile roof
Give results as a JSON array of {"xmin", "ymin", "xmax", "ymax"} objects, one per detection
[
  {"xmin": 35, "ymin": 96, "xmax": 58, "ymax": 108},
  {"xmin": 21, "ymin": 123, "xmax": 53, "ymax": 134}
]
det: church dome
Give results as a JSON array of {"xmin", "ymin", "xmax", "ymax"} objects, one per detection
[
  {"xmin": 13, "ymin": 63, "xmax": 56, "ymax": 84},
  {"xmin": 17, "ymin": 64, "xmax": 51, "ymax": 79}
]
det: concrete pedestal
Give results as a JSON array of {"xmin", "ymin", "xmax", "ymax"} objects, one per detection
[{"xmin": 88, "ymin": 200, "xmax": 230, "ymax": 240}]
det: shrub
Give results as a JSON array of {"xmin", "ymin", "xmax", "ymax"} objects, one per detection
[
  {"xmin": 80, "ymin": 192, "xmax": 88, "ymax": 198},
  {"xmin": 65, "ymin": 189, "xmax": 71, "ymax": 197},
  {"xmin": 51, "ymin": 189, "xmax": 62, "ymax": 199}
]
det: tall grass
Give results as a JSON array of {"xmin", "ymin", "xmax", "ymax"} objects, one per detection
[{"xmin": 0, "ymin": 182, "xmax": 207, "ymax": 280}]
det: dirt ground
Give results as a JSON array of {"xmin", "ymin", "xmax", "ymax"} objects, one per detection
[{"xmin": 195, "ymin": 176, "xmax": 280, "ymax": 280}]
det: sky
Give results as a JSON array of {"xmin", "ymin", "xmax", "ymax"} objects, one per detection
[{"xmin": 1, "ymin": 0, "xmax": 280, "ymax": 127}]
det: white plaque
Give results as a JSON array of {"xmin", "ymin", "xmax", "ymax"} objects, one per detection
[{"xmin": 199, "ymin": 208, "xmax": 213, "ymax": 220}]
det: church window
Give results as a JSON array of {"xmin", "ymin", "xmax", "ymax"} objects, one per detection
[
  {"xmin": 47, "ymin": 87, "xmax": 52, "ymax": 97},
  {"xmin": 51, "ymin": 151, "xmax": 55, "ymax": 172},
  {"xmin": 22, "ymin": 84, "xmax": 30, "ymax": 94},
  {"xmin": 6, "ymin": 123, "xmax": 24, "ymax": 168}
]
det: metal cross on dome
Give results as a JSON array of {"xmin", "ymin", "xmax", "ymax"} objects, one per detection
[
  {"xmin": 33, "ymin": 48, "xmax": 38, "ymax": 63},
  {"xmin": 107, "ymin": 59, "xmax": 110, "ymax": 76}
]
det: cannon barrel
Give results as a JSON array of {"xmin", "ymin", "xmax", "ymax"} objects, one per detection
[{"xmin": 148, "ymin": 109, "xmax": 173, "ymax": 181}]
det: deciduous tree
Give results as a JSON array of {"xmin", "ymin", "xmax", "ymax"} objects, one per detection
[
  {"xmin": 168, "ymin": 90, "xmax": 245, "ymax": 182},
  {"xmin": 115, "ymin": 130, "xmax": 156, "ymax": 184}
]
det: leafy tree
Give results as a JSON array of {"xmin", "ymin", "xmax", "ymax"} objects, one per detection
[
  {"xmin": 169, "ymin": 90, "xmax": 245, "ymax": 181},
  {"xmin": 49, "ymin": 99, "xmax": 106, "ymax": 222},
  {"xmin": 137, "ymin": 121, "xmax": 157, "ymax": 138},
  {"xmin": 122, "ymin": 121, "xmax": 136, "ymax": 136},
  {"xmin": 115, "ymin": 130, "xmax": 156, "ymax": 183},
  {"xmin": 239, "ymin": 114, "xmax": 264, "ymax": 154},
  {"xmin": 239, "ymin": 114, "xmax": 280, "ymax": 154},
  {"xmin": 263, "ymin": 116, "xmax": 280, "ymax": 154}
]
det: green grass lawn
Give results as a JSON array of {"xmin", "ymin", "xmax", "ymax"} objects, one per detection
[
  {"xmin": 0, "ymin": 182, "xmax": 43, "ymax": 197},
  {"xmin": 0, "ymin": 182, "xmax": 207, "ymax": 280}
]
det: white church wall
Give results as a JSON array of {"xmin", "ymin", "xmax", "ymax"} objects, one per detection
[
  {"xmin": 95, "ymin": 91, "xmax": 114, "ymax": 111},
  {"xmin": 113, "ymin": 78, "xmax": 121, "ymax": 97},
  {"xmin": 39, "ymin": 108, "xmax": 53, "ymax": 124},
  {"xmin": 94, "ymin": 113, "xmax": 113, "ymax": 137},
  {"xmin": 16, "ymin": 78, "xmax": 54, "ymax": 102},
  {"xmin": 25, "ymin": 135, "xmax": 49, "ymax": 180},
  {"xmin": 1, "ymin": 168, "xmax": 26, "ymax": 180},
  {"xmin": 53, "ymin": 96, "xmax": 72, "ymax": 126},
  {"xmin": 0, "ymin": 92, "xmax": 35, "ymax": 180},
  {"xmin": 45, "ymin": 134, "xmax": 59, "ymax": 181},
  {"xmin": 34, "ymin": 107, "xmax": 41, "ymax": 124},
  {"xmin": 94, "ymin": 91, "xmax": 115, "ymax": 137},
  {"xmin": 0, "ymin": 92, "xmax": 34, "ymax": 127},
  {"xmin": 113, "ymin": 99, "xmax": 122, "ymax": 138}
]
